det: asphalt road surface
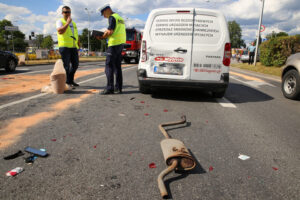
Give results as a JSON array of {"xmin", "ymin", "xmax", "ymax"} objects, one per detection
[{"xmin": 0, "ymin": 62, "xmax": 299, "ymax": 200}]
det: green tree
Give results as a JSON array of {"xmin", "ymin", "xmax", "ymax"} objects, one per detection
[
  {"xmin": 41, "ymin": 35, "xmax": 54, "ymax": 49},
  {"xmin": 228, "ymin": 20, "xmax": 245, "ymax": 48},
  {"xmin": 35, "ymin": 34, "xmax": 44, "ymax": 49},
  {"xmin": 266, "ymin": 31, "xmax": 288, "ymax": 40},
  {"xmin": 79, "ymin": 28, "xmax": 107, "ymax": 52},
  {"xmin": 0, "ymin": 19, "xmax": 28, "ymax": 51}
]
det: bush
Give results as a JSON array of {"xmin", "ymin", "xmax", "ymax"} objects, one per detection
[{"xmin": 260, "ymin": 35, "xmax": 300, "ymax": 67}]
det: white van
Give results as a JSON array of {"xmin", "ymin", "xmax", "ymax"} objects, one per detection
[{"xmin": 137, "ymin": 8, "xmax": 231, "ymax": 98}]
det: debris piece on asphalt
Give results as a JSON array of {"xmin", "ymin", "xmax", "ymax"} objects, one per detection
[
  {"xmin": 93, "ymin": 145, "xmax": 97, "ymax": 149},
  {"xmin": 209, "ymin": 166, "xmax": 214, "ymax": 172},
  {"xmin": 24, "ymin": 155, "xmax": 37, "ymax": 164},
  {"xmin": 118, "ymin": 113, "xmax": 126, "ymax": 117},
  {"xmin": 107, "ymin": 158, "xmax": 111, "ymax": 160},
  {"xmin": 130, "ymin": 97, "xmax": 135, "ymax": 100},
  {"xmin": 134, "ymin": 105, "xmax": 144, "ymax": 110},
  {"xmin": 272, "ymin": 167, "xmax": 278, "ymax": 171},
  {"xmin": 129, "ymin": 152, "xmax": 133, "ymax": 156},
  {"xmin": 238, "ymin": 154, "xmax": 250, "ymax": 161},
  {"xmin": 144, "ymin": 113, "xmax": 149, "ymax": 116},
  {"xmin": 3, "ymin": 150, "xmax": 24, "ymax": 160},
  {"xmin": 51, "ymin": 139, "xmax": 57, "ymax": 142},
  {"xmin": 149, "ymin": 163, "xmax": 157, "ymax": 169},
  {"xmin": 100, "ymin": 185, "xmax": 104, "ymax": 187},
  {"xmin": 111, "ymin": 176, "xmax": 117, "ymax": 180},
  {"xmin": 6, "ymin": 167, "xmax": 24, "ymax": 177},
  {"xmin": 163, "ymin": 109, "xmax": 168, "ymax": 112},
  {"xmin": 24, "ymin": 147, "xmax": 48, "ymax": 157},
  {"xmin": 206, "ymin": 121, "xmax": 208, "ymax": 123},
  {"xmin": 140, "ymin": 101, "xmax": 145, "ymax": 104}
]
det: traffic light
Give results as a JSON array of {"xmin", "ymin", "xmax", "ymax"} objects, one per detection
[
  {"xmin": 29, "ymin": 35, "xmax": 31, "ymax": 40},
  {"xmin": 31, "ymin": 32, "xmax": 34, "ymax": 37}
]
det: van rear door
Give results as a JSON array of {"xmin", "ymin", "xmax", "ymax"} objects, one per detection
[
  {"xmin": 147, "ymin": 8, "xmax": 194, "ymax": 80},
  {"xmin": 191, "ymin": 9, "xmax": 228, "ymax": 81}
]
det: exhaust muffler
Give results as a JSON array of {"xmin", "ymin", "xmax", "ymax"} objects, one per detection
[{"xmin": 157, "ymin": 115, "xmax": 196, "ymax": 198}]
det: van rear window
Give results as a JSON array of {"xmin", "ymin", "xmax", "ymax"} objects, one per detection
[{"xmin": 150, "ymin": 14, "xmax": 194, "ymax": 44}]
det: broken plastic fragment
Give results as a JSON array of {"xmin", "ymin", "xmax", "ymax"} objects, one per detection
[
  {"xmin": 209, "ymin": 166, "xmax": 214, "ymax": 171},
  {"xmin": 94, "ymin": 145, "xmax": 97, "ymax": 149},
  {"xmin": 140, "ymin": 101, "xmax": 145, "ymax": 104},
  {"xmin": 119, "ymin": 113, "xmax": 126, "ymax": 117},
  {"xmin": 144, "ymin": 113, "xmax": 149, "ymax": 116},
  {"xmin": 51, "ymin": 139, "xmax": 57, "ymax": 142},
  {"xmin": 272, "ymin": 167, "xmax": 278, "ymax": 171},
  {"xmin": 130, "ymin": 97, "xmax": 135, "ymax": 100},
  {"xmin": 238, "ymin": 154, "xmax": 250, "ymax": 161},
  {"xmin": 163, "ymin": 109, "xmax": 168, "ymax": 112},
  {"xmin": 3, "ymin": 150, "xmax": 24, "ymax": 160},
  {"xmin": 149, "ymin": 163, "xmax": 157, "ymax": 168}
]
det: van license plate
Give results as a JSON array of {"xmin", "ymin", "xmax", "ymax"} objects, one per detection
[{"xmin": 154, "ymin": 63, "xmax": 184, "ymax": 75}]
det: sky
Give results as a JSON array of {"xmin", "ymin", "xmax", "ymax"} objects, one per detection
[{"xmin": 0, "ymin": 0, "xmax": 300, "ymax": 45}]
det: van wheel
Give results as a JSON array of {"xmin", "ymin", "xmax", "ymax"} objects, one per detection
[
  {"xmin": 139, "ymin": 83, "xmax": 151, "ymax": 94},
  {"xmin": 212, "ymin": 90, "xmax": 226, "ymax": 98},
  {"xmin": 124, "ymin": 58, "xmax": 131, "ymax": 64},
  {"xmin": 5, "ymin": 59, "xmax": 17, "ymax": 72},
  {"xmin": 282, "ymin": 69, "xmax": 300, "ymax": 100}
]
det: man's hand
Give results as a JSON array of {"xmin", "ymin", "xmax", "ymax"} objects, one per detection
[{"xmin": 66, "ymin": 16, "xmax": 72, "ymax": 25}]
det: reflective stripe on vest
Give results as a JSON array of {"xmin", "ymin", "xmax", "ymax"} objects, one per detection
[
  {"xmin": 108, "ymin": 13, "xmax": 126, "ymax": 47},
  {"xmin": 57, "ymin": 18, "xmax": 79, "ymax": 49}
]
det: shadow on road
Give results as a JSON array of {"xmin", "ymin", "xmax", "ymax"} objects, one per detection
[
  {"xmin": 226, "ymin": 83, "xmax": 274, "ymax": 103},
  {"xmin": 150, "ymin": 83, "xmax": 274, "ymax": 104}
]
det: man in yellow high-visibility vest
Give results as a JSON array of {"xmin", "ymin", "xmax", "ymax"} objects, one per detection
[
  {"xmin": 97, "ymin": 4, "xmax": 126, "ymax": 95},
  {"xmin": 56, "ymin": 6, "xmax": 80, "ymax": 87}
]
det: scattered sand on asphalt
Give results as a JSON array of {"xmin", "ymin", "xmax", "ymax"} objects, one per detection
[
  {"xmin": 0, "ymin": 68, "xmax": 105, "ymax": 96},
  {"xmin": 0, "ymin": 90, "xmax": 98, "ymax": 149}
]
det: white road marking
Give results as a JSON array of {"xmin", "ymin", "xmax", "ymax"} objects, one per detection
[
  {"xmin": 17, "ymin": 69, "xmax": 52, "ymax": 75},
  {"xmin": 217, "ymin": 97, "xmax": 237, "ymax": 108},
  {"xmin": 0, "ymin": 66, "xmax": 137, "ymax": 111},
  {"xmin": 230, "ymin": 76, "xmax": 276, "ymax": 88}
]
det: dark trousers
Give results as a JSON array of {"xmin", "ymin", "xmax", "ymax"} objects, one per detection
[
  {"xmin": 59, "ymin": 47, "xmax": 79, "ymax": 84},
  {"xmin": 105, "ymin": 44, "xmax": 123, "ymax": 91},
  {"xmin": 249, "ymin": 52, "xmax": 255, "ymax": 65}
]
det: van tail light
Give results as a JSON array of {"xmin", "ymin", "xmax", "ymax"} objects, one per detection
[
  {"xmin": 223, "ymin": 43, "xmax": 231, "ymax": 67},
  {"xmin": 141, "ymin": 40, "xmax": 147, "ymax": 62}
]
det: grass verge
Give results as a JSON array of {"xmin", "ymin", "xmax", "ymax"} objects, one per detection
[
  {"xmin": 231, "ymin": 62, "xmax": 282, "ymax": 77},
  {"xmin": 23, "ymin": 57, "xmax": 106, "ymax": 66}
]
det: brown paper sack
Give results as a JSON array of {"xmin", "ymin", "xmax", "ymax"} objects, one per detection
[{"xmin": 50, "ymin": 59, "xmax": 66, "ymax": 94}]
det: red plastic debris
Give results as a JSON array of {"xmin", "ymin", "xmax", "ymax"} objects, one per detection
[
  {"xmin": 93, "ymin": 145, "xmax": 97, "ymax": 149},
  {"xmin": 209, "ymin": 166, "xmax": 213, "ymax": 172},
  {"xmin": 140, "ymin": 101, "xmax": 145, "ymax": 104},
  {"xmin": 144, "ymin": 113, "xmax": 149, "ymax": 116},
  {"xmin": 107, "ymin": 158, "xmax": 111, "ymax": 160},
  {"xmin": 51, "ymin": 139, "xmax": 57, "ymax": 142},
  {"xmin": 149, "ymin": 163, "xmax": 157, "ymax": 168},
  {"xmin": 129, "ymin": 152, "xmax": 133, "ymax": 156},
  {"xmin": 163, "ymin": 109, "xmax": 168, "ymax": 112},
  {"xmin": 272, "ymin": 167, "xmax": 278, "ymax": 171}
]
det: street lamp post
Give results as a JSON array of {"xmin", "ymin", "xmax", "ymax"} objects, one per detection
[
  {"xmin": 85, "ymin": 8, "xmax": 91, "ymax": 57},
  {"xmin": 254, "ymin": 0, "xmax": 265, "ymax": 66}
]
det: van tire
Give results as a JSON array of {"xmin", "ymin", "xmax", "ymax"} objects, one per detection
[
  {"xmin": 124, "ymin": 58, "xmax": 131, "ymax": 64},
  {"xmin": 212, "ymin": 90, "xmax": 226, "ymax": 98},
  {"xmin": 139, "ymin": 83, "xmax": 151, "ymax": 94}
]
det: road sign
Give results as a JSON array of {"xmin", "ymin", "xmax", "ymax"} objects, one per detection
[
  {"xmin": 5, "ymin": 26, "xmax": 19, "ymax": 31},
  {"xmin": 260, "ymin": 25, "xmax": 265, "ymax": 32}
]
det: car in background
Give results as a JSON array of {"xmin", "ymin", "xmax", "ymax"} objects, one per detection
[
  {"xmin": 281, "ymin": 53, "xmax": 300, "ymax": 100},
  {"xmin": 0, "ymin": 50, "xmax": 18, "ymax": 72},
  {"xmin": 240, "ymin": 49, "xmax": 260, "ymax": 63}
]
